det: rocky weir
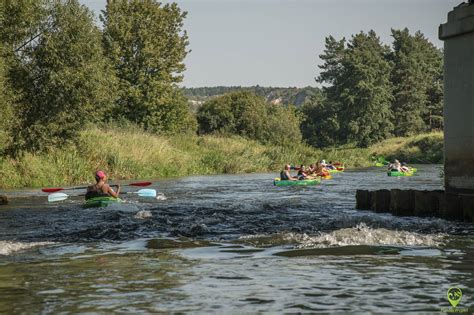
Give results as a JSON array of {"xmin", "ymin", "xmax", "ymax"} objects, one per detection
[{"xmin": 356, "ymin": 189, "xmax": 474, "ymax": 222}]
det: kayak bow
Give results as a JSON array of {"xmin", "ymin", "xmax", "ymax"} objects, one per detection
[
  {"xmin": 387, "ymin": 168, "xmax": 417, "ymax": 177},
  {"xmin": 83, "ymin": 196, "xmax": 124, "ymax": 208}
]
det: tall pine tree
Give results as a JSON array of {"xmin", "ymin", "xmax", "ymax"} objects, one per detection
[
  {"xmin": 308, "ymin": 29, "xmax": 443, "ymax": 148},
  {"xmin": 314, "ymin": 32, "xmax": 394, "ymax": 147},
  {"xmin": 390, "ymin": 28, "xmax": 443, "ymax": 136},
  {"xmin": 340, "ymin": 31, "xmax": 394, "ymax": 147},
  {"xmin": 299, "ymin": 90, "xmax": 339, "ymax": 148},
  {"xmin": 310, "ymin": 36, "xmax": 347, "ymax": 147},
  {"xmin": 416, "ymin": 32, "xmax": 444, "ymax": 131}
]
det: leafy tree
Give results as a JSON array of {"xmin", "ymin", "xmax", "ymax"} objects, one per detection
[
  {"xmin": 197, "ymin": 91, "xmax": 267, "ymax": 139},
  {"xmin": 264, "ymin": 104, "xmax": 302, "ymax": 147},
  {"xmin": 101, "ymin": 0, "xmax": 194, "ymax": 134},
  {"xmin": 0, "ymin": 43, "xmax": 15, "ymax": 154},
  {"xmin": 143, "ymin": 88, "xmax": 197, "ymax": 134},
  {"xmin": 0, "ymin": 0, "xmax": 47, "ymax": 48},
  {"xmin": 7, "ymin": 0, "xmax": 116, "ymax": 153},
  {"xmin": 196, "ymin": 93, "xmax": 235, "ymax": 135},
  {"xmin": 0, "ymin": 0, "xmax": 47, "ymax": 153},
  {"xmin": 197, "ymin": 91, "xmax": 302, "ymax": 146}
]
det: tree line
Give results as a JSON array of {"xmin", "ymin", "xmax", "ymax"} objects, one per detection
[
  {"xmin": 301, "ymin": 29, "xmax": 443, "ymax": 147},
  {"xmin": 184, "ymin": 86, "xmax": 320, "ymax": 106},
  {"xmin": 195, "ymin": 29, "xmax": 443, "ymax": 149},
  {"xmin": 0, "ymin": 0, "xmax": 195, "ymax": 156},
  {"xmin": 0, "ymin": 1, "xmax": 444, "ymax": 156}
]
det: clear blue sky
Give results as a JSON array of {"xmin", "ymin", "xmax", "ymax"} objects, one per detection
[{"xmin": 79, "ymin": 0, "xmax": 459, "ymax": 87}]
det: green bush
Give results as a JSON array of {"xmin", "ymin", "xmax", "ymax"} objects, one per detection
[{"xmin": 197, "ymin": 91, "xmax": 302, "ymax": 146}]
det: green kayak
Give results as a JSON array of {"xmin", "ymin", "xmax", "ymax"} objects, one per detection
[
  {"xmin": 387, "ymin": 168, "xmax": 417, "ymax": 177},
  {"xmin": 83, "ymin": 196, "xmax": 124, "ymax": 208},
  {"xmin": 274, "ymin": 178, "xmax": 321, "ymax": 186}
]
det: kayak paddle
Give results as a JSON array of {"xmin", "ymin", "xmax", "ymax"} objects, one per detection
[
  {"xmin": 48, "ymin": 192, "xmax": 69, "ymax": 202},
  {"xmin": 126, "ymin": 189, "xmax": 157, "ymax": 198},
  {"xmin": 42, "ymin": 181, "xmax": 152, "ymax": 193},
  {"xmin": 47, "ymin": 188, "xmax": 157, "ymax": 203}
]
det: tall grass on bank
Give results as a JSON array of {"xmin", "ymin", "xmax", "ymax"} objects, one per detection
[
  {"xmin": 0, "ymin": 127, "xmax": 443, "ymax": 189},
  {"xmin": 368, "ymin": 131, "xmax": 444, "ymax": 164}
]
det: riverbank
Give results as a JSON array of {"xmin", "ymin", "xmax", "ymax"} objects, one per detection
[{"xmin": 0, "ymin": 127, "xmax": 443, "ymax": 189}]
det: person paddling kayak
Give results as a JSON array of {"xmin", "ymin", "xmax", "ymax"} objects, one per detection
[
  {"xmin": 314, "ymin": 161, "xmax": 329, "ymax": 177},
  {"xmin": 297, "ymin": 165, "xmax": 308, "ymax": 180},
  {"xmin": 280, "ymin": 164, "xmax": 297, "ymax": 181},
  {"xmin": 400, "ymin": 162, "xmax": 411, "ymax": 173},
  {"xmin": 85, "ymin": 171, "xmax": 120, "ymax": 200}
]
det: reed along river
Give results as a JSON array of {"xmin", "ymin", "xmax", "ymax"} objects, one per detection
[{"xmin": 0, "ymin": 165, "xmax": 473, "ymax": 313}]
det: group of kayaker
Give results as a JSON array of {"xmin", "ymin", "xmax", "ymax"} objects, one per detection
[
  {"xmin": 280, "ymin": 160, "xmax": 338, "ymax": 180},
  {"xmin": 88, "ymin": 159, "xmax": 411, "ymax": 196},
  {"xmin": 280, "ymin": 157, "xmax": 415, "ymax": 181}
]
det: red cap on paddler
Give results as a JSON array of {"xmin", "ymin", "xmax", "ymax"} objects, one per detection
[{"xmin": 95, "ymin": 170, "xmax": 106, "ymax": 181}]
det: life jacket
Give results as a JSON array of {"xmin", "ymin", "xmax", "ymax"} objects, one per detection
[{"xmin": 280, "ymin": 171, "xmax": 290, "ymax": 180}]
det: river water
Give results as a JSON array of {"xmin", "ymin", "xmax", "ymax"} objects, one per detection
[{"xmin": 0, "ymin": 165, "xmax": 473, "ymax": 313}]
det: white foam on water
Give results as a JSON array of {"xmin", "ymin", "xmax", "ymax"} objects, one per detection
[
  {"xmin": 156, "ymin": 194, "xmax": 167, "ymax": 201},
  {"xmin": 292, "ymin": 223, "xmax": 446, "ymax": 248},
  {"xmin": 239, "ymin": 223, "xmax": 446, "ymax": 249},
  {"xmin": 134, "ymin": 210, "xmax": 153, "ymax": 219},
  {"xmin": 0, "ymin": 240, "xmax": 55, "ymax": 256},
  {"xmin": 37, "ymin": 288, "xmax": 66, "ymax": 295}
]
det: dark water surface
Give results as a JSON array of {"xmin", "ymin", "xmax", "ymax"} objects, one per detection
[{"xmin": 0, "ymin": 165, "xmax": 473, "ymax": 313}]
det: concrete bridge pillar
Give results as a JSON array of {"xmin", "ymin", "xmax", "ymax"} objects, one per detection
[{"xmin": 439, "ymin": 2, "xmax": 474, "ymax": 194}]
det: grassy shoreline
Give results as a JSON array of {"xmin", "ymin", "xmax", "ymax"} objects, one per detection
[{"xmin": 0, "ymin": 127, "xmax": 443, "ymax": 189}]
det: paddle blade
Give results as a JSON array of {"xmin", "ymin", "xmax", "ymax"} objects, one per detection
[
  {"xmin": 129, "ymin": 182, "xmax": 152, "ymax": 187},
  {"xmin": 48, "ymin": 192, "xmax": 69, "ymax": 202},
  {"xmin": 42, "ymin": 188, "xmax": 64, "ymax": 193},
  {"xmin": 136, "ymin": 189, "xmax": 157, "ymax": 197}
]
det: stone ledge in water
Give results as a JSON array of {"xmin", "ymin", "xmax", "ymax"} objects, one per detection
[
  {"xmin": 355, "ymin": 190, "xmax": 370, "ymax": 210},
  {"xmin": 0, "ymin": 195, "xmax": 8, "ymax": 205},
  {"xmin": 390, "ymin": 189, "xmax": 415, "ymax": 216},
  {"xmin": 414, "ymin": 190, "xmax": 444, "ymax": 217},
  {"xmin": 355, "ymin": 189, "xmax": 474, "ymax": 222},
  {"xmin": 371, "ymin": 189, "xmax": 390, "ymax": 213},
  {"xmin": 461, "ymin": 193, "xmax": 474, "ymax": 222},
  {"xmin": 443, "ymin": 193, "xmax": 463, "ymax": 220}
]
